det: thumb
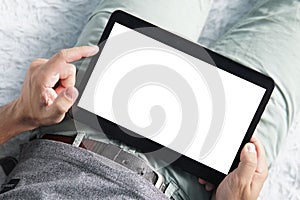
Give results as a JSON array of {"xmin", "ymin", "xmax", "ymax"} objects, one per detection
[
  {"xmin": 47, "ymin": 87, "xmax": 78, "ymax": 122},
  {"xmin": 235, "ymin": 143, "xmax": 258, "ymax": 183}
]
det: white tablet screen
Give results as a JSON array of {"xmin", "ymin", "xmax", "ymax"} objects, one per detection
[{"xmin": 78, "ymin": 23, "xmax": 266, "ymax": 174}]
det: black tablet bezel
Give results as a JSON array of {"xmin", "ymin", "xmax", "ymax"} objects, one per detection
[{"xmin": 72, "ymin": 10, "xmax": 274, "ymax": 186}]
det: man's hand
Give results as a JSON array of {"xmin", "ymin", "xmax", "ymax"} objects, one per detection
[
  {"xmin": 0, "ymin": 46, "xmax": 98, "ymax": 144},
  {"xmin": 198, "ymin": 136, "xmax": 268, "ymax": 200},
  {"xmin": 17, "ymin": 46, "xmax": 99, "ymax": 127}
]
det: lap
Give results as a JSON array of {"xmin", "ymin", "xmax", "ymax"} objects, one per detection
[
  {"xmin": 43, "ymin": 1, "xmax": 213, "ymax": 199},
  {"xmin": 43, "ymin": 0, "xmax": 300, "ymax": 199}
]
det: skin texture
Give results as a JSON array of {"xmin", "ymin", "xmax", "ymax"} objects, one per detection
[
  {"xmin": 199, "ymin": 136, "xmax": 268, "ymax": 199},
  {"xmin": 0, "ymin": 46, "xmax": 99, "ymax": 144},
  {"xmin": 0, "ymin": 46, "xmax": 268, "ymax": 199}
]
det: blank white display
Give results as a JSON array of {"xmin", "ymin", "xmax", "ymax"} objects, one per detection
[{"xmin": 78, "ymin": 23, "xmax": 266, "ymax": 174}]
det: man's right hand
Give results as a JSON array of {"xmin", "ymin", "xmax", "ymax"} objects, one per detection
[
  {"xmin": 1, "ymin": 46, "xmax": 99, "ymax": 144},
  {"xmin": 16, "ymin": 46, "xmax": 99, "ymax": 130}
]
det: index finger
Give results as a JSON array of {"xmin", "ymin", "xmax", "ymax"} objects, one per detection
[
  {"xmin": 53, "ymin": 46, "xmax": 99, "ymax": 64},
  {"xmin": 41, "ymin": 46, "xmax": 99, "ymax": 87}
]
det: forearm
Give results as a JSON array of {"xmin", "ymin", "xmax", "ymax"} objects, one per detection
[{"xmin": 0, "ymin": 99, "xmax": 35, "ymax": 144}]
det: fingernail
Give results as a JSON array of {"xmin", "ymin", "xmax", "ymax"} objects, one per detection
[
  {"xmin": 246, "ymin": 143, "xmax": 256, "ymax": 153},
  {"xmin": 89, "ymin": 46, "xmax": 99, "ymax": 55},
  {"xmin": 65, "ymin": 87, "xmax": 78, "ymax": 101}
]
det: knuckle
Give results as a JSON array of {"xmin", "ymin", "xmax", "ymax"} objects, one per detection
[
  {"xmin": 31, "ymin": 58, "xmax": 47, "ymax": 66},
  {"xmin": 244, "ymin": 160, "xmax": 257, "ymax": 169},
  {"xmin": 57, "ymin": 49, "xmax": 67, "ymax": 60},
  {"xmin": 29, "ymin": 59, "xmax": 41, "ymax": 70},
  {"xmin": 35, "ymin": 58, "xmax": 46, "ymax": 63}
]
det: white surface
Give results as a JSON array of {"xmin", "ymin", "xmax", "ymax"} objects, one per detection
[{"xmin": 0, "ymin": 0, "xmax": 299, "ymax": 199}]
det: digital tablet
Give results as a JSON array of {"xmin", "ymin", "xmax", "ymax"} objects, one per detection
[{"xmin": 72, "ymin": 10, "xmax": 274, "ymax": 186}]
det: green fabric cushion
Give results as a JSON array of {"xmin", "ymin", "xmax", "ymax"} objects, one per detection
[{"xmin": 210, "ymin": 0, "xmax": 300, "ymax": 165}]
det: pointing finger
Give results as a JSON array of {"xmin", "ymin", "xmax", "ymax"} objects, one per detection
[
  {"xmin": 42, "ymin": 46, "xmax": 98, "ymax": 88},
  {"xmin": 52, "ymin": 46, "xmax": 99, "ymax": 64}
]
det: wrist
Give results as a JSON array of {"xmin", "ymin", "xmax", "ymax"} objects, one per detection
[
  {"xmin": 0, "ymin": 99, "xmax": 37, "ymax": 144},
  {"xmin": 13, "ymin": 98, "xmax": 38, "ymax": 130}
]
